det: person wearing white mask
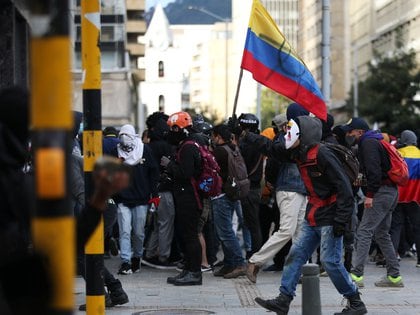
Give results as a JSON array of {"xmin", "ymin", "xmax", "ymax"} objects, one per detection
[
  {"xmin": 242, "ymin": 115, "xmax": 367, "ymax": 315},
  {"xmin": 114, "ymin": 124, "xmax": 160, "ymax": 275}
]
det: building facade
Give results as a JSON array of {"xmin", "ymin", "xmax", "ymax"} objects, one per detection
[{"xmin": 71, "ymin": 0, "xmax": 146, "ymax": 128}]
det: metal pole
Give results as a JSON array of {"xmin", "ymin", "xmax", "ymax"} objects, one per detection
[
  {"xmin": 353, "ymin": 47, "xmax": 359, "ymax": 117},
  {"xmin": 81, "ymin": 0, "xmax": 105, "ymax": 313},
  {"xmin": 232, "ymin": 68, "xmax": 244, "ymax": 117},
  {"xmin": 29, "ymin": 1, "xmax": 74, "ymax": 313},
  {"xmin": 302, "ymin": 263, "xmax": 322, "ymax": 315},
  {"xmin": 321, "ymin": 0, "xmax": 331, "ymax": 107},
  {"xmin": 256, "ymin": 83, "xmax": 261, "ymax": 129}
]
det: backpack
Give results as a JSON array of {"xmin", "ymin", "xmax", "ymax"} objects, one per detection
[
  {"xmin": 304, "ymin": 143, "xmax": 360, "ymax": 186},
  {"xmin": 322, "ymin": 142, "xmax": 360, "ymax": 185},
  {"xmin": 380, "ymin": 139, "xmax": 409, "ymax": 186},
  {"xmin": 222, "ymin": 145, "xmax": 250, "ymax": 200},
  {"xmin": 179, "ymin": 140, "xmax": 223, "ymax": 198}
]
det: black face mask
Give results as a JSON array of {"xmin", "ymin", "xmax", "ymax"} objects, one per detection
[
  {"xmin": 166, "ymin": 130, "xmax": 186, "ymax": 145},
  {"xmin": 345, "ymin": 135, "xmax": 356, "ymax": 147}
]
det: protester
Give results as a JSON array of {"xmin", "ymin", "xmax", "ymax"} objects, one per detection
[
  {"xmin": 114, "ymin": 124, "xmax": 160, "ymax": 275},
  {"xmin": 390, "ymin": 130, "xmax": 420, "ymax": 267},
  {"xmin": 236, "ymin": 113, "xmax": 264, "ymax": 256},
  {"xmin": 343, "ymin": 117, "xmax": 404, "ymax": 288},
  {"xmin": 243, "ymin": 115, "xmax": 367, "ymax": 315},
  {"xmin": 210, "ymin": 124, "xmax": 247, "ymax": 278},
  {"xmin": 163, "ymin": 112, "xmax": 203, "ymax": 285},
  {"xmin": 246, "ymin": 114, "xmax": 307, "ymax": 283},
  {"xmin": 142, "ymin": 112, "xmax": 177, "ymax": 269}
]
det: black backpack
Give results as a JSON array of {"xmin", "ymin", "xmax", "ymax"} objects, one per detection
[
  {"xmin": 322, "ymin": 142, "xmax": 360, "ymax": 185},
  {"xmin": 301, "ymin": 142, "xmax": 360, "ymax": 186},
  {"xmin": 222, "ymin": 145, "xmax": 250, "ymax": 200}
]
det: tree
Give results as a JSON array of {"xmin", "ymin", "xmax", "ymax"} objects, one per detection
[
  {"xmin": 345, "ymin": 46, "xmax": 420, "ymax": 135},
  {"xmin": 260, "ymin": 88, "xmax": 289, "ymax": 130}
]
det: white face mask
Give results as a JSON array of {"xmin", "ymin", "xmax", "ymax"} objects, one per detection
[
  {"xmin": 284, "ymin": 119, "xmax": 300, "ymax": 149},
  {"xmin": 120, "ymin": 134, "xmax": 135, "ymax": 146}
]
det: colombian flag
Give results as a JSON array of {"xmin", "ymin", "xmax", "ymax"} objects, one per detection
[
  {"xmin": 398, "ymin": 146, "xmax": 420, "ymax": 204},
  {"xmin": 241, "ymin": 0, "xmax": 327, "ymax": 121}
]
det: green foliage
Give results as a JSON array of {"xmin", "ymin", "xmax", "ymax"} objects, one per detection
[
  {"xmin": 260, "ymin": 88, "xmax": 288, "ymax": 129},
  {"xmin": 345, "ymin": 48, "xmax": 420, "ymax": 135}
]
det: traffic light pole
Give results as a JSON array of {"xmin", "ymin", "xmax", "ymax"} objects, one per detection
[
  {"xmin": 81, "ymin": 0, "xmax": 104, "ymax": 313},
  {"xmin": 29, "ymin": 1, "xmax": 75, "ymax": 313}
]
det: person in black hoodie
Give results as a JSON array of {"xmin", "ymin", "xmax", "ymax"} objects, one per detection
[
  {"xmin": 236, "ymin": 113, "xmax": 264, "ymax": 256},
  {"xmin": 162, "ymin": 111, "xmax": 203, "ymax": 286},
  {"xmin": 244, "ymin": 115, "xmax": 367, "ymax": 315},
  {"xmin": 142, "ymin": 112, "xmax": 177, "ymax": 268}
]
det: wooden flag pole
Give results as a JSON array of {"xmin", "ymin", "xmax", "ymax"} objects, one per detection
[{"xmin": 231, "ymin": 68, "xmax": 244, "ymax": 118}]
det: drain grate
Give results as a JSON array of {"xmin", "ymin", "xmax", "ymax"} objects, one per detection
[
  {"xmin": 234, "ymin": 278, "xmax": 261, "ymax": 307},
  {"xmin": 133, "ymin": 310, "xmax": 215, "ymax": 315}
]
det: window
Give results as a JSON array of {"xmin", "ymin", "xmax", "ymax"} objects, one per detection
[
  {"xmin": 158, "ymin": 61, "xmax": 164, "ymax": 77},
  {"xmin": 159, "ymin": 95, "xmax": 165, "ymax": 111}
]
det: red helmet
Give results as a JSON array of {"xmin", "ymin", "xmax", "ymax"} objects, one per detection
[{"xmin": 167, "ymin": 111, "xmax": 193, "ymax": 129}]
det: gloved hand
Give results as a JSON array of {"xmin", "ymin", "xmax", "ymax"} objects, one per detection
[
  {"xmin": 148, "ymin": 196, "xmax": 160, "ymax": 208},
  {"xmin": 333, "ymin": 221, "xmax": 346, "ymax": 238},
  {"xmin": 160, "ymin": 156, "xmax": 171, "ymax": 167}
]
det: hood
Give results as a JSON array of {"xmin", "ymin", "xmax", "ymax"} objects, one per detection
[
  {"xmin": 149, "ymin": 118, "xmax": 169, "ymax": 141},
  {"xmin": 296, "ymin": 115, "xmax": 322, "ymax": 154},
  {"xmin": 360, "ymin": 130, "xmax": 383, "ymax": 143}
]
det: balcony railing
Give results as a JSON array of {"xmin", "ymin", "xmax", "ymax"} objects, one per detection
[
  {"xmin": 126, "ymin": 0, "xmax": 145, "ymax": 11},
  {"xmin": 127, "ymin": 43, "xmax": 145, "ymax": 56},
  {"xmin": 126, "ymin": 20, "xmax": 146, "ymax": 34}
]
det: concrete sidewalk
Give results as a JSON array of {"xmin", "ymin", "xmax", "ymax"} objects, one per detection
[{"xmin": 75, "ymin": 256, "xmax": 420, "ymax": 314}]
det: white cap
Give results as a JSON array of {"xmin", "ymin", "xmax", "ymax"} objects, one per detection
[{"xmin": 284, "ymin": 119, "xmax": 300, "ymax": 149}]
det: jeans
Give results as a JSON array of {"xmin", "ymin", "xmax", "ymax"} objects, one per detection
[
  {"xmin": 352, "ymin": 185, "xmax": 400, "ymax": 277},
  {"xmin": 211, "ymin": 195, "xmax": 245, "ymax": 267},
  {"xmin": 117, "ymin": 203, "xmax": 148, "ymax": 263},
  {"xmin": 280, "ymin": 221, "xmax": 357, "ymax": 298}
]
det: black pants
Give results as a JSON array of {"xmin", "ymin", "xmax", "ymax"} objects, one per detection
[
  {"xmin": 174, "ymin": 190, "xmax": 202, "ymax": 272},
  {"xmin": 240, "ymin": 187, "xmax": 263, "ymax": 254}
]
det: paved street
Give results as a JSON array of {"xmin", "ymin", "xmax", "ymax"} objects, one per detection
[{"xmin": 75, "ymin": 255, "xmax": 420, "ymax": 314}]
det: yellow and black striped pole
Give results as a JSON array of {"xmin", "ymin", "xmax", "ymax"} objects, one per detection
[
  {"xmin": 29, "ymin": 1, "xmax": 75, "ymax": 314},
  {"xmin": 81, "ymin": 0, "xmax": 105, "ymax": 313}
]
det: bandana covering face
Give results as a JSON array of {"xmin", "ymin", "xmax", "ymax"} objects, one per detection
[{"xmin": 118, "ymin": 124, "xmax": 144, "ymax": 165}]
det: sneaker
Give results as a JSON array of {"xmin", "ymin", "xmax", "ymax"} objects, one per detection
[
  {"xmin": 117, "ymin": 262, "xmax": 132, "ymax": 275},
  {"xmin": 374, "ymin": 275, "xmax": 404, "ymax": 287},
  {"xmin": 223, "ymin": 265, "xmax": 246, "ymax": 279},
  {"xmin": 109, "ymin": 237, "xmax": 119, "ymax": 256},
  {"xmin": 131, "ymin": 257, "xmax": 140, "ymax": 273},
  {"xmin": 201, "ymin": 265, "xmax": 213, "ymax": 272},
  {"xmin": 416, "ymin": 261, "xmax": 420, "ymax": 268},
  {"xmin": 213, "ymin": 265, "xmax": 235, "ymax": 277},
  {"xmin": 350, "ymin": 273, "xmax": 364, "ymax": 288}
]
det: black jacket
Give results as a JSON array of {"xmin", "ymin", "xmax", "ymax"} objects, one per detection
[
  {"xmin": 244, "ymin": 116, "xmax": 354, "ymax": 227},
  {"xmin": 166, "ymin": 136, "xmax": 202, "ymax": 195},
  {"xmin": 148, "ymin": 132, "xmax": 175, "ymax": 192},
  {"xmin": 114, "ymin": 144, "xmax": 159, "ymax": 206},
  {"xmin": 239, "ymin": 132, "xmax": 264, "ymax": 189},
  {"xmin": 358, "ymin": 131, "xmax": 392, "ymax": 198}
]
